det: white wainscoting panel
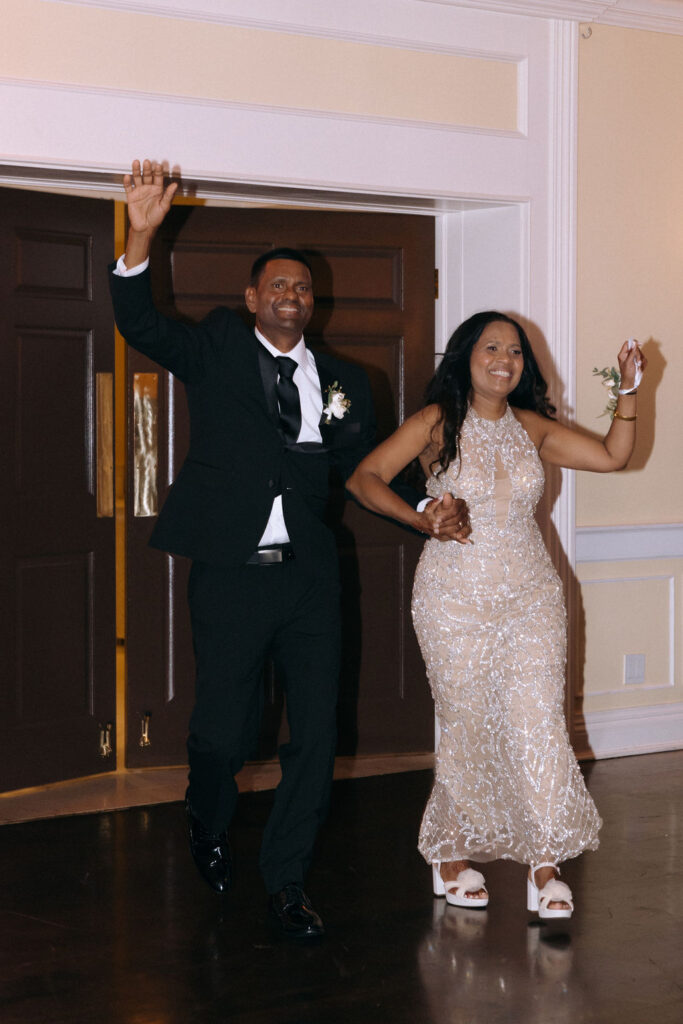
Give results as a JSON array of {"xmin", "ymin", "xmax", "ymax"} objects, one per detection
[
  {"xmin": 577, "ymin": 534, "xmax": 682, "ymax": 758},
  {"xmin": 580, "ymin": 573, "xmax": 675, "ymax": 696},
  {"xmin": 576, "ymin": 523, "xmax": 683, "ymax": 562},
  {"xmin": 585, "ymin": 702, "xmax": 683, "ymax": 759}
]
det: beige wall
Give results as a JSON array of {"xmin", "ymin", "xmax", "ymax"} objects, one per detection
[
  {"xmin": 576, "ymin": 24, "xmax": 683, "ymax": 528},
  {"xmin": 576, "ymin": 24, "xmax": 683, "ymax": 748},
  {"xmin": 4, "ymin": 0, "xmax": 517, "ymax": 132}
]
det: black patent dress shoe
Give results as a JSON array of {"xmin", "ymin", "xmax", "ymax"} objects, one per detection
[
  {"xmin": 269, "ymin": 883, "xmax": 324, "ymax": 940},
  {"xmin": 185, "ymin": 793, "xmax": 232, "ymax": 893}
]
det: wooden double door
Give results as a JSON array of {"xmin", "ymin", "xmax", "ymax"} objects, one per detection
[
  {"xmin": 0, "ymin": 190, "xmax": 437, "ymax": 790},
  {"xmin": 0, "ymin": 189, "xmax": 116, "ymax": 791}
]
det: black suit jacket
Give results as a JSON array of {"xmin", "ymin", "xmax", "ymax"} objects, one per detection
[{"xmin": 109, "ymin": 266, "xmax": 377, "ymax": 571}]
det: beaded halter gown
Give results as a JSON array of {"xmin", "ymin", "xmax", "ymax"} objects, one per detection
[{"xmin": 413, "ymin": 405, "xmax": 601, "ymax": 866}]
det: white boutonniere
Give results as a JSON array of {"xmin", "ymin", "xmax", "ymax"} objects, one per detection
[
  {"xmin": 592, "ymin": 365, "xmax": 620, "ymax": 418},
  {"xmin": 323, "ymin": 381, "xmax": 351, "ymax": 424}
]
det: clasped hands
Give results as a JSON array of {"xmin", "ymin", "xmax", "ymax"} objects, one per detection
[{"xmin": 420, "ymin": 493, "xmax": 471, "ymax": 544}]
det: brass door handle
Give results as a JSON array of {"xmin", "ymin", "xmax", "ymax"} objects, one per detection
[
  {"xmin": 98, "ymin": 721, "xmax": 114, "ymax": 758},
  {"xmin": 133, "ymin": 373, "xmax": 159, "ymax": 517},
  {"xmin": 96, "ymin": 372, "xmax": 114, "ymax": 517}
]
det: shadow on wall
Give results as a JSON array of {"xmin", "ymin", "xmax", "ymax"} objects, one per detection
[{"xmin": 621, "ymin": 337, "xmax": 663, "ymax": 473}]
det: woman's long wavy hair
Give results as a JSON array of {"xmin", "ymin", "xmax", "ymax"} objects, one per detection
[{"xmin": 425, "ymin": 311, "xmax": 556, "ymax": 476}]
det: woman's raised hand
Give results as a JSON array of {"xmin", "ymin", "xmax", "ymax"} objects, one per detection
[
  {"xmin": 617, "ymin": 338, "xmax": 646, "ymax": 393},
  {"xmin": 123, "ymin": 158, "xmax": 178, "ymax": 236}
]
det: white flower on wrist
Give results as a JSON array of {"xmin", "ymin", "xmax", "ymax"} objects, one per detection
[
  {"xmin": 323, "ymin": 381, "xmax": 351, "ymax": 423},
  {"xmin": 592, "ymin": 365, "xmax": 620, "ymax": 419}
]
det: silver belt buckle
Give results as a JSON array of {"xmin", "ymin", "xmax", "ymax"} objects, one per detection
[{"xmin": 256, "ymin": 547, "xmax": 283, "ymax": 564}]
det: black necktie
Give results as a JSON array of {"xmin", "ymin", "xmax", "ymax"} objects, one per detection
[{"xmin": 275, "ymin": 356, "xmax": 302, "ymax": 443}]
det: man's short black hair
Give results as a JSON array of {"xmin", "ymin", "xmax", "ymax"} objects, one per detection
[{"xmin": 250, "ymin": 247, "xmax": 313, "ymax": 287}]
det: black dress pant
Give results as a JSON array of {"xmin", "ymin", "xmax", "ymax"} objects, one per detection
[{"xmin": 186, "ymin": 555, "xmax": 341, "ymax": 894}]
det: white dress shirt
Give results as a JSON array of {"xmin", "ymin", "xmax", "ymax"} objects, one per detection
[{"xmin": 253, "ymin": 328, "xmax": 323, "ymax": 545}]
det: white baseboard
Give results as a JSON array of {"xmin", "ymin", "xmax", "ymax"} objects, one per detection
[
  {"xmin": 576, "ymin": 523, "xmax": 683, "ymax": 563},
  {"xmin": 584, "ymin": 701, "xmax": 683, "ymax": 759}
]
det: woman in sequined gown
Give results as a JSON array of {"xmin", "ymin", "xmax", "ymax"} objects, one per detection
[{"xmin": 347, "ymin": 311, "xmax": 645, "ymax": 918}]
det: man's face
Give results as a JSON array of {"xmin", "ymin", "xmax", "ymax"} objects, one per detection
[{"xmin": 244, "ymin": 259, "xmax": 314, "ymax": 350}]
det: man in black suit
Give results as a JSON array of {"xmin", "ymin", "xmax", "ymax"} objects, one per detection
[{"xmin": 110, "ymin": 159, "xmax": 469, "ymax": 940}]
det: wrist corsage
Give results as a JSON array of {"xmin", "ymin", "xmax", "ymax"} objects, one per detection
[
  {"xmin": 592, "ymin": 366, "xmax": 620, "ymax": 419},
  {"xmin": 593, "ymin": 338, "xmax": 643, "ymax": 418}
]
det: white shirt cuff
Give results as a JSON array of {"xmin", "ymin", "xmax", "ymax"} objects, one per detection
[{"xmin": 114, "ymin": 254, "xmax": 149, "ymax": 277}]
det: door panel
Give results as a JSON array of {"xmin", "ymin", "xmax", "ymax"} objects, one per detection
[
  {"xmin": 0, "ymin": 190, "xmax": 116, "ymax": 791},
  {"xmin": 126, "ymin": 208, "xmax": 435, "ymax": 766}
]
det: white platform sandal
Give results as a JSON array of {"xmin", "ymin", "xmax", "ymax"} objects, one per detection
[
  {"xmin": 527, "ymin": 863, "xmax": 574, "ymax": 920},
  {"xmin": 432, "ymin": 862, "xmax": 489, "ymax": 908}
]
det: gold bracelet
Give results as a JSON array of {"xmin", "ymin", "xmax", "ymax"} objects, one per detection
[{"xmin": 613, "ymin": 411, "xmax": 637, "ymax": 421}]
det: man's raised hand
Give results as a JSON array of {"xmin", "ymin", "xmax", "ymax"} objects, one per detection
[{"xmin": 122, "ymin": 159, "xmax": 178, "ymax": 266}]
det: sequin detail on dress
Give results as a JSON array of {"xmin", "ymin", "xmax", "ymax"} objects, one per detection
[{"xmin": 412, "ymin": 406, "xmax": 601, "ymax": 865}]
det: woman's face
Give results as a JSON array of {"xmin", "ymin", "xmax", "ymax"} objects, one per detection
[{"xmin": 469, "ymin": 321, "xmax": 524, "ymax": 401}]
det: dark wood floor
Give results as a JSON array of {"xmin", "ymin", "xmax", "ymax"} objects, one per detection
[{"xmin": 1, "ymin": 750, "xmax": 682, "ymax": 1024}]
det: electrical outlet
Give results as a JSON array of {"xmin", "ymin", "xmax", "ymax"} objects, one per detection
[{"xmin": 624, "ymin": 653, "xmax": 646, "ymax": 686}]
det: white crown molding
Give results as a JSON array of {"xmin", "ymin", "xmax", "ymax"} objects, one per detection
[
  {"xmin": 584, "ymin": 700, "xmax": 683, "ymax": 759},
  {"xmin": 416, "ymin": 0, "xmax": 683, "ymax": 35},
  {"xmin": 39, "ymin": 0, "xmax": 533, "ymax": 54},
  {"xmin": 45, "ymin": 0, "xmax": 683, "ymax": 36},
  {"xmin": 597, "ymin": 0, "xmax": 683, "ymax": 32},
  {"xmin": 576, "ymin": 523, "xmax": 683, "ymax": 562},
  {"xmin": 420, "ymin": 1, "xmax": 612, "ymax": 16}
]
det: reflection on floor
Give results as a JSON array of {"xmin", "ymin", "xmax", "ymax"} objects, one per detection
[
  {"xmin": 0, "ymin": 750, "xmax": 681, "ymax": 1024},
  {"xmin": 0, "ymin": 753, "xmax": 435, "ymax": 825}
]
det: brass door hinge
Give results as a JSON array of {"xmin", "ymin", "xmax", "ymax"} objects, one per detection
[{"xmin": 434, "ymin": 268, "xmax": 439, "ymax": 300}]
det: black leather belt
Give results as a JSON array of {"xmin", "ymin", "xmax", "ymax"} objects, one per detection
[{"xmin": 246, "ymin": 543, "xmax": 295, "ymax": 565}]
